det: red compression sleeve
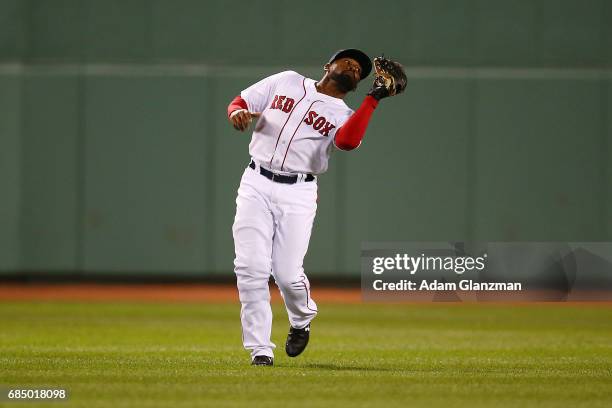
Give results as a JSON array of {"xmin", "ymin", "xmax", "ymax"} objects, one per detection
[
  {"xmin": 227, "ymin": 95, "xmax": 248, "ymax": 118},
  {"xmin": 334, "ymin": 95, "xmax": 379, "ymax": 151}
]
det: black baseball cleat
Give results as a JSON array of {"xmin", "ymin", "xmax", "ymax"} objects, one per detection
[
  {"xmin": 285, "ymin": 324, "xmax": 310, "ymax": 357},
  {"xmin": 251, "ymin": 355, "xmax": 274, "ymax": 366}
]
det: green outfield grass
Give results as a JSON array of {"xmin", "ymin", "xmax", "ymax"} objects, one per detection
[{"xmin": 1, "ymin": 301, "xmax": 611, "ymax": 407}]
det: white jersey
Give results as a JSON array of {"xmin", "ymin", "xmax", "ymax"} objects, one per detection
[{"xmin": 240, "ymin": 71, "xmax": 354, "ymax": 175}]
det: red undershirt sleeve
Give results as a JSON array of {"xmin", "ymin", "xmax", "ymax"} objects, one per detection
[
  {"xmin": 334, "ymin": 95, "xmax": 379, "ymax": 151},
  {"xmin": 227, "ymin": 95, "xmax": 248, "ymax": 119}
]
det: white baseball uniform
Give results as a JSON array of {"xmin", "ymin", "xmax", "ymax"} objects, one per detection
[{"xmin": 233, "ymin": 70, "xmax": 354, "ymax": 359}]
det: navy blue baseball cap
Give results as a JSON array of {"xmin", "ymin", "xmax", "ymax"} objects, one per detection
[{"xmin": 328, "ymin": 48, "xmax": 372, "ymax": 80}]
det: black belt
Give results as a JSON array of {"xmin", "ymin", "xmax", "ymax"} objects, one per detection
[{"xmin": 249, "ymin": 160, "xmax": 314, "ymax": 184}]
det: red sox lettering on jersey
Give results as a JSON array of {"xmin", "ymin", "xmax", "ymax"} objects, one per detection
[
  {"xmin": 303, "ymin": 110, "xmax": 336, "ymax": 136},
  {"xmin": 241, "ymin": 71, "xmax": 354, "ymax": 174},
  {"xmin": 270, "ymin": 95, "xmax": 336, "ymax": 137},
  {"xmin": 270, "ymin": 95, "xmax": 294, "ymax": 112}
]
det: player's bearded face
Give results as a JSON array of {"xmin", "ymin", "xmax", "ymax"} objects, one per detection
[{"xmin": 329, "ymin": 70, "xmax": 358, "ymax": 93}]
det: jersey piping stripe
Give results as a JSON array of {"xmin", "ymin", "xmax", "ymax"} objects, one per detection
[
  {"xmin": 268, "ymin": 77, "xmax": 307, "ymax": 168},
  {"xmin": 280, "ymin": 100, "xmax": 322, "ymax": 171}
]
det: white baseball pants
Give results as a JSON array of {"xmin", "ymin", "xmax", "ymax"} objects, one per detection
[{"xmin": 232, "ymin": 164, "xmax": 318, "ymax": 359}]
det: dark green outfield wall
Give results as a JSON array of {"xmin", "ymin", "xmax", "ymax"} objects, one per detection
[
  {"xmin": 1, "ymin": 0, "xmax": 610, "ymax": 277},
  {"xmin": 2, "ymin": 0, "xmax": 611, "ymax": 65}
]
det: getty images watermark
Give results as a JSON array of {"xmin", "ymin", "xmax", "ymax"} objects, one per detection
[
  {"xmin": 371, "ymin": 252, "xmax": 507, "ymax": 291},
  {"xmin": 361, "ymin": 242, "xmax": 612, "ymax": 302}
]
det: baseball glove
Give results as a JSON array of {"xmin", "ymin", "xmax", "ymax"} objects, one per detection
[{"xmin": 368, "ymin": 56, "xmax": 407, "ymax": 100}]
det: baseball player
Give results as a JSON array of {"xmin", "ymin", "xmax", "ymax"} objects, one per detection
[{"xmin": 227, "ymin": 49, "xmax": 406, "ymax": 366}]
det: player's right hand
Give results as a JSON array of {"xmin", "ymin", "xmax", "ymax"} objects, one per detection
[{"xmin": 229, "ymin": 109, "xmax": 259, "ymax": 132}]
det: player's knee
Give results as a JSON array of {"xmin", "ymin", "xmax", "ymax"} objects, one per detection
[
  {"xmin": 274, "ymin": 275, "xmax": 306, "ymax": 293},
  {"xmin": 234, "ymin": 258, "xmax": 271, "ymax": 279},
  {"xmin": 235, "ymin": 258, "xmax": 272, "ymax": 301}
]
